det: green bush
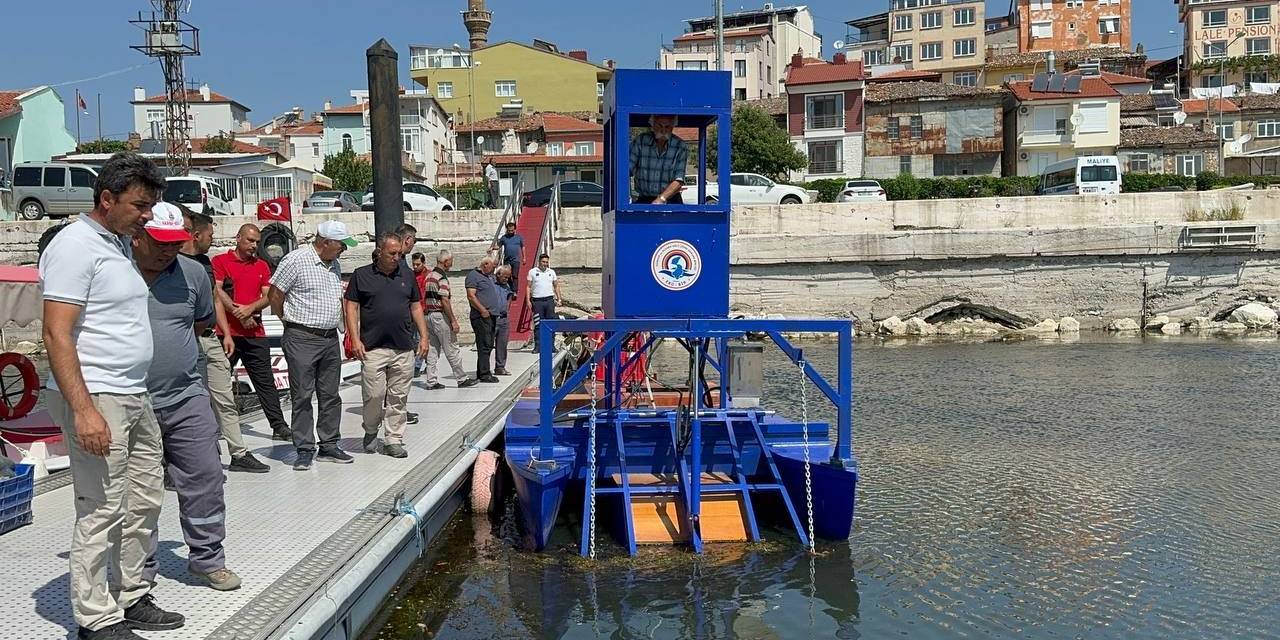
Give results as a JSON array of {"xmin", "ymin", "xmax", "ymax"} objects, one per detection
[
  {"xmin": 803, "ymin": 178, "xmax": 848, "ymax": 203},
  {"xmin": 1195, "ymin": 171, "xmax": 1221, "ymax": 192}
]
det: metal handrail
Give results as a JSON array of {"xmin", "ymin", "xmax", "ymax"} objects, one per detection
[
  {"xmin": 535, "ymin": 174, "xmax": 561, "ymax": 260},
  {"xmin": 490, "ymin": 175, "xmax": 524, "ymax": 258}
]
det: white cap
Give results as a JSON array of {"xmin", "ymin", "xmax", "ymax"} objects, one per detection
[
  {"xmin": 145, "ymin": 202, "xmax": 192, "ymax": 243},
  {"xmin": 316, "ymin": 220, "xmax": 357, "ymax": 248}
]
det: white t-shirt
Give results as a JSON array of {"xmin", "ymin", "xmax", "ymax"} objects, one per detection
[
  {"xmin": 527, "ymin": 267, "xmax": 557, "ymax": 299},
  {"xmin": 39, "ymin": 216, "xmax": 154, "ymax": 394}
]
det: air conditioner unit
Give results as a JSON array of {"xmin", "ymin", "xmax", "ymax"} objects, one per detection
[
  {"xmin": 1020, "ymin": 152, "xmax": 1029, "ymax": 161},
  {"xmin": 1019, "ymin": 106, "xmax": 1029, "ymax": 115}
]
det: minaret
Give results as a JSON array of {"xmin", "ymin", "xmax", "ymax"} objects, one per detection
[{"xmin": 462, "ymin": 0, "xmax": 492, "ymax": 51}]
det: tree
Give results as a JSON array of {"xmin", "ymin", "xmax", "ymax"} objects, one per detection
[
  {"xmin": 201, "ymin": 131, "xmax": 237, "ymax": 154},
  {"xmin": 322, "ymin": 148, "xmax": 373, "ymax": 193},
  {"xmin": 76, "ymin": 139, "xmax": 129, "ymax": 154},
  {"xmin": 707, "ymin": 104, "xmax": 808, "ymax": 180}
]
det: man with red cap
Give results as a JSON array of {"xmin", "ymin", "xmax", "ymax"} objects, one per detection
[{"xmin": 134, "ymin": 202, "xmax": 242, "ymax": 593}]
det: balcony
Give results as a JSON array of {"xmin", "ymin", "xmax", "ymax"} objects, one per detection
[
  {"xmin": 807, "ymin": 114, "xmax": 845, "ymax": 131},
  {"xmin": 808, "ymin": 160, "xmax": 844, "ymax": 175}
]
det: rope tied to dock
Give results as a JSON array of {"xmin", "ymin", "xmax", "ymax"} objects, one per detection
[{"xmin": 391, "ymin": 492, "xmax": 425, "ymax": 558}]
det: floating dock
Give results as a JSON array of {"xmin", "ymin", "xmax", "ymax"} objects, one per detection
[{"xmin": 0, "ymin": 352, "xmax": 540, "ymax": 640}]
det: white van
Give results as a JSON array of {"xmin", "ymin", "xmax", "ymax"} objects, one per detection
[
  {"xmin": 1037, "ymin": 156, "xmax": 1122, "ymax": 196},
  {"xmin": 165, "ymin": 176, "xmax": 236, "ymax": 215}
]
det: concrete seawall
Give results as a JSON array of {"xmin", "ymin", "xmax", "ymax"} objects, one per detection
[{"xmin": 4, "ymin": 190, "xmax": 1278, "ymax": 334}]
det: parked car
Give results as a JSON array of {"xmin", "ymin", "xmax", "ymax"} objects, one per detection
[
  {"xmin": 522, "ymin": 181, "xmax": 603, "ymax": 208},
  {"xmin": 10, "ymin": 162, "xmax": 98, "ymax": 220},
  {"xmin": 361, "ymin": 182, "xmax": 454, "ymax": 212},
  {"xmin": 302, "ymin": 191, "xmax": 361, "ymax": 214},
  {"xmin": 836, "ymin": 179, "xmax": 887, "ymax": 203},
  {"xmin": 680, "ymin": 172, "xmax": 816, "ymax": 205},
  {"xmin": 164, "ymin": 176, "xmax": 235, "ymax": 215}
]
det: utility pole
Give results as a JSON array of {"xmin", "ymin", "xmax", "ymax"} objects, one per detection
[
  {"xmin": 131, "ymin": 1, "xmax": 201, "ymax": 176},
  {"xmin": 714, "ymin": 0, "xmax": 725, "ymax": 72}
]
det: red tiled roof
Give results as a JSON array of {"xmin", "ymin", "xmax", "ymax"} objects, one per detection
[
  {"xmin": 541, "ymin": 112, "xmax": 600, "ymax": 133},
  {"xmin": 0, "ymin": 90, "xmax": 24, "ymax": 119},
  {"xmin": 785, "ymin": 60, "xmax": 865, "ymax": 86},
  {"xmin": 1181, "ymin": 97, "xmax": 1239, "ymax": 114},
  {"xmin": 134, "ymin": 88, "xmax": 249, "ymax": 111},
  {"xmin": 1007, "ymin": 77, "xmax": 1120, "ymax": 101},
  {"xmin": 674, "ymin": 27, "xmax": 771, "ymax": 42},
  {"xmin": 189, "ymin": 137, "xmax": 277, "ymax": 155},
  {"xmin": 323, "ymin": 103, "xmax": 366, "ymax": 114},
  {"xmin": 1098, "ymin": 71, "xmax": 1152, "ymax": 86},
  {"xmin": 868, "ymin": 68, "xmax": 943, "ymax": 82},
  {"xmin": 489, "ymin": 153, "xmax": 603, "ymax": 166}
]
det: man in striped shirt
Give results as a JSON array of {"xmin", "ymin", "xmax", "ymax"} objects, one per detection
[{"xmin": 423, "ymin": 249, "xmax": 476, "ymax": 390}]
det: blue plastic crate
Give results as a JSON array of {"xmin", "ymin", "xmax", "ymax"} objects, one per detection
[{"xmin": 0, "ymin": 463, "xmax": 34, "ymax": 536}]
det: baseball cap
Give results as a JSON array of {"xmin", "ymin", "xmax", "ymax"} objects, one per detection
[
  {"xmin": 145, "ymin": 202, "xmax": 193, "ymax": 243},
  {"xmin": 317, "ymin": 220, "xmax": 358, "ymax": 248}
]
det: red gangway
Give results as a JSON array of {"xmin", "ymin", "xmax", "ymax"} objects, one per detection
[{"xmin": 506, "ymin": 205, "xmax": 548, "ymax": 342}]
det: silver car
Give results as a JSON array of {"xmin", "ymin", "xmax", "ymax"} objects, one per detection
[
  {"xmin": 836, "ymin": 179, "xmax": 887, "ymax": 203},
  {"xmin": 302, "ymin": 191, "xmax": 361, "ymax": 214},
  {"xmin": 10, "ymin": 162, "xmax": 99, "ymax": 220}
]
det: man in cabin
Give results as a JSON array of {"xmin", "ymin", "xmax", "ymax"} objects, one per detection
[
  {"xmin": 212, "ymin": 224, "xmax": 290, "ymax": 442},
  {"xmin": 269, "ymin": 220, "xmax": 356, "ymax": 471},
  {"xmin": 490, "ymin": 221, "xmax": 524, "ymax": 296},
  {"xmin": 134, "ymin": 202, "xmax": 242, "ymax": 593},
  {"xmin": 423, "ymin": 249, "xmax": 477, "ymax": 389},
  {"xmin": 40, "ymin": 151, "xmax": 185, "ymax": 638},
  {"xmin": 493, "ymin": 264, "xmax": 517, "ymax": 375},
  {"xmin": 629, "ymin": 114, "xmax": 689, "ymax": 205},
  {"xmin": 180, "ymin": 209, "xmax": 270, "ymax": 473},
  {"xmin": 465, "ymin": 255, "xmax": 505, "ymax": 383},
  {"xmin": 344, "ymin": 232, "xmax": 429, "ymax": 459},
  {"xmin": 525, "ymin": 253, "xmax": 561, "ymax": 353}
]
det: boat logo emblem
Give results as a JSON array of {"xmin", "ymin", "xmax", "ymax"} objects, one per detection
[{"xmin": 651, "ymin": 240, "xmax": 700, "ymax": 291}]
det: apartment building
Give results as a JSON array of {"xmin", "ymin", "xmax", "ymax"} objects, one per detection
[
  {"xmin": 1175, "ymin": 0, "xmax": 1280, "ymax": 92},
  {"xmin": 1003, "ymin": 71, "xmax": 1123, "ymax": 176},
  {"xmin": 863, "ymin": 81, "xmax": 1007, "ymax": 178},
  {"xmin": 660, "ymin": 4, "xmax": 822, "ymax": 99},
  {"xmin": 131, "ymin": 84, "xmax": 251, "ymax": 140},
  {"xmin": 784, "ymin": 53, "xmax": 866, "ymax": 180},
  {"xmin": 320, "ymin": 90, "xmax": 452, "ymax": 183},
  {"xmin": 1014, "ymin": 0, "xmax": 1132, "ymax": 52},
  {"xmin": 846, "ymin": 0, "xmax": 987, "ymax": 86}
]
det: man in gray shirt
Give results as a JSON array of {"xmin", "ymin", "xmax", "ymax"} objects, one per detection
[{"xmin": 134, "ymin": 203, "xmax": 241, "ymax": 592}]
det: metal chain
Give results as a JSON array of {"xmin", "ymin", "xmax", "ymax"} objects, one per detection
[
  {"xmin": 587, "ymin": 361, "xmax": 599, "ymax": 560},
  {"xmin": 798, "ymin": 359, "xmax": 814, "ymax": 553}
]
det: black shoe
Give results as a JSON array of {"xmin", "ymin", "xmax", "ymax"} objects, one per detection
[
  {"xmin": 494, "ymin": 367, "xmax": 511, "ymax": 376},
  {"xmin": 228, "ymin": 452, "xmax": 270, "ymax": 473},
  {"xmin": 479, "ymin": 375, "xmax": 500, "ymax": 383},
  {"xmin": 457, "ymin": 378, "xmax": 479, "ymax": 388},
  {"xmin": 406, "ymin": 411, "xmax": 419, "ymax": 425},
  {"xmin": 272, "ymin": 429, "xmax": 292, "ymax": 442},
  {"xmin": 362, "ymin": 433, "xmax": 379, "ymax": 453},
  {"xmin": 293, "ymin": 451, "xmax": 314, "ymax": 471},
  {"xmin": 383, "ymin": 443, "xmax": 408, "ymax": 458},
  {"xmin": 317, "ymin": 446, "xmax": 355, "ymax": 464},
  {"xmin": 78, "ymin": 622, "xmax": 144, "ymax": 639},
  {"xmin": 123, "ymin": 593, "xmax": 185, "ymax": 631},
  {"xmin": 426, "ymin": 382, "xmax": 447, "ymax": 390}
]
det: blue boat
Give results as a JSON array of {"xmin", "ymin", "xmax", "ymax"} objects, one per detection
[{"xmin": 503, "ymin": 69, "xmax": 857, "ymax": 557}]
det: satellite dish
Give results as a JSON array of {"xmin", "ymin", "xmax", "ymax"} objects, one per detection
[
  {"xmin": 1173, "ymin": 110, "xmax": 1187, "ymax": 125},
  {"xmin": 1240, "ymin": 133, "xmax": 1254, "ymax": 144},
  {"xmin": 526, "ymin": 141, "xmax": 538, "ymax": 153},
  {"xmin": 476, "ymin": 135, "xmax": 485, "ymax": 145},
  {"xmin": 1070, "ymin": 112, "xmax": 1084, "ymax": 126},
  {"xmin": 833, "ymin": 40, "xmax": 845, "ymax": 50}
]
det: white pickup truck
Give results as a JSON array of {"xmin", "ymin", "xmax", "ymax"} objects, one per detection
[{"xmin": 681, "ymin": 172, "xmax": 818, "ymax": 205}]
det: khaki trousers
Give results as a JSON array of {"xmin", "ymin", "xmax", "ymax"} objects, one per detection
[
  {"xmin": 47, "ymin": 389, "xmax": 164, "ymax": 631},
  {"xmin": 198, "ymin": 334, "xmax": 246, "ymax": 457},
  {"xmin": 425, "ymin": 312, "xmax": 468, "ymax": 385},
  {"xmin": 360, "ymin": 347, "xmax": 414, "ymax": 445}
]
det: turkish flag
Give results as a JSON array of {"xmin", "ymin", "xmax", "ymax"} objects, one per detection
[{"xmin": 257, "ymin": 196, "xmax": 291, "ymax": 221}]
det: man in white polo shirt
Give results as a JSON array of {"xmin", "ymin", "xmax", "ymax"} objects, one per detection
[
  {"xmin": 525, "ymin": 253, "xmax": 561, "ymax": 353},
  {"xmin": 40, "ymin": 152, "xmax": 185, "ymax": 639}
]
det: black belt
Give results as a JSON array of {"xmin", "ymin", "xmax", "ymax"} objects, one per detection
[
  {"xmin": 284, "ymin": 322, "xmax": 337, "ymax": 338},
  {"xmin": 532, "ymin": 296, "xmax": 554, "ymax": 301},
  {"xmin": 201, "ymin": 328, "xmax": 216, "ymax": 338}
]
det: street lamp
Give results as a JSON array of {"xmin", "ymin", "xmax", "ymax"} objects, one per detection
[
  {"xmin": 1168, "ymin": 30, "xmax": 1181, "ymax": 97},
  {"xmin": 1218, "ymin": 31, "xmax": 1246, "ymax": 173},
  {"xmin": 453, "ymin": 43, "xmax": 480, "ymax": 170}
]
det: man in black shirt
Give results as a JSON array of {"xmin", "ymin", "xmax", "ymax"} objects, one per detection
[{"xmin": 343, "ymin": 232, "xmax": 429, "ymax": 458}]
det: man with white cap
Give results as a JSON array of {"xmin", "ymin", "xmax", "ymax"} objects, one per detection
[
  {"xmin": 269, "ymin": 220, "xmax": 357, "ymax": 470},
  {"xmin": 133, "ymin": 202, "xmax": 241, "ymax": 592}
]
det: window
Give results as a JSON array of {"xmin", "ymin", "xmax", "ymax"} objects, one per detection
[
  {"xmin": 864, "ymin": 48, "xmax": 886, "ymax": 66},
  {"xmin": 954, "ymin": 38, "xmax": 976, "ymax": 57},
  {"xmin": 1126, "ymin": 153, "xmax": 1151, "ymax": 173},
  {"xmin": 894, "ymin": 14, "xmax": 912, "ymax": 32},
  {"xmin": 1202, "ymin": 74, "xmax": 1224, "ymax": 88},
  {"xmin": 1005, "ymin": 73, "xmax": 1024, "ymax": 83},
  {"xmin": 899, "ymin": 155, "xmax": 913, "ymax": 175},
  {"xmin": 1158, "ymin": 114, "xmax": 1178, "ymax": 126},
  {"xmin": 734, "ymin": 87, "xmax": 747, "ymax": 100},
  {"xmin": 69, "ymin": 168, "xmax": 94, "ymax": 188},
  {"xmin": 891, "ymin": 42, "xmax": 913, "ymax": 62},
  {"xmin": 677, "ymin": 60, "xmax": 709, "ymax": 71},
  {"xmin": 1257, "ymin": 120, "xmax": 1280, "ymax": 137},
  {"xmin": 921, "ymin": 11, "xmax": 942, "ymax": 29},
  {"xmin": 735, "ymin": 59, "xmax": 747, "ymax": 77},
  {"xmin": 1032, "ymin": 106, "xmax": 1069, "ymax": 135},
  {"xmin": 12, "ymin": 166, "xmax": 40, "ymax": 187},
  {"xmin": 1030, "ymin": 0, "xmax": 1050, "ymax": 8},
  {"xmin": 1098, "ymin": 17, "xmax": 1121, "ymax": 35},
  {"xmin": 920, "ymin": 42, "xmax": 942, "ymax": 60},
  {"xmin": 43, "ymin": 167, "xmax": 65, "ymax": 187},
  {"xmin": 424, "ymin": 50, "xmax": 470, "ymax": 69},
  {"xmin": 888, "ymin": 117, "xmax": 901, "ymax": 139},
  {"xmin": 312, "ymin": 142, "xmax": 320, "ymax": 158},
  {"xmin": 954, "ymin": 71, "xmax": 977, "ymax": 86},
  {"xmin": 410, "ymin": 47, "xmax": 428, "ymax": 70},
  {"xmin": 806, "ymin": 93, "xmax": 845, "ymax": 129},
  {"xmin": 1202, "ymin": 9, "xmax": 1227, "ymax": 27},
  {"xmin": 1248, "ymin": 38, "xmax": 1271, "ymax": 56},
  {"xmin": 910, "ymin": 115, "xmax": 923, "ymax": 138},
  {"xmin": 1032, "ymin": 22, "xmax": 1052, "ymax": 38},
  {"xmin": 1217, "ymin": 122, "xmax": 1236, "ymax": 140},
  {"xmin": 597, "ymin": 81, "xmax": 605, "ymax": 97},
  {"xmin": 145, "ymin": 108, "xmax": 164, "ymax": 122},
  {"xmin": 954, "ymin": 7, "xmax": 975, "ymax": 26},
  {"xmin": 575, "ymin": 142, "xmax": 595, "ymax": 155},
  {"xmin": 1178, "ymin": 153, "xmax": 1204, "ymax": 176},
  {"xmin": 1203, "ymin": 40, "xmax": 1226, "ymax": 59},
  {"xmin": 1069, "ymin": 22, "xmax": 1076, "ymax": 31},
  {"xmin": 1078, "ymin": 102, "xmax": 1108, "ymax": 133},
  {"xmin": 1248, "ymin": 5, "xmax": 1271, "ymax": 24},
  {"xmin": 547, "ymin": 142, "xmax": 564, "ymax": 156},
  {"xmin": 807, "ymin": 140, "xmax": 842, "ymax": 174},
  {"xmin": 342, "ymin": 133, "xmax": 352, "ymax": 151},
  {"xmin": 401, "ymin": 128, "xmax": 420, "ymax": 153},
  {"xmin": 495, "ymin": 80, "xmax": 517, "ymax": 97},
  {"xmin": 1246, "ymin": 71, "xmax": 1270, "ymax": 89},
  {"xmin": 437, "ymin": 82, "xmax": 453, "ymax": 99}
]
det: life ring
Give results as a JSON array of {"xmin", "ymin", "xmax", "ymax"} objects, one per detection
[
  {"xmin": 0, "ymin": 352, "xmax": 40, "ymax": 420},
  {"xmin": 470, "ymin": 450, "xmax": 500, "ymax": 513}
]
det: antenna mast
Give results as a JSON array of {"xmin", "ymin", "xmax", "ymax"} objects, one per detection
[{"xmin": 131, "ymin": 1, "xmax": 201, "ymax": 175}]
